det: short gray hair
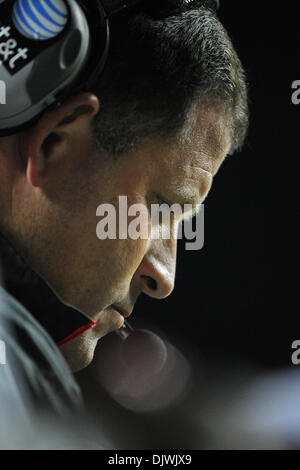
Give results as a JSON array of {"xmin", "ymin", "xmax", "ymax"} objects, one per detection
[{"xmin": 92, "ymin": 6, "xmax": 248, "ymax": 156}]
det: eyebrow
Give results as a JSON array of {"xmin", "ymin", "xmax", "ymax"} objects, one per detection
[
  {"xmin": 168, "ymin": 190, "xmax": 201, "ymax": 215},
  {"xmin": 179, "ymin": 201, "xmax": 202, "ymax": 222}
]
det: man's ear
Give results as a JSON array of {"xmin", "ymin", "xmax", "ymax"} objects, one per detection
[{"xmin": 23, "ymin": 93, "xmax": 99, "ymax": 187}]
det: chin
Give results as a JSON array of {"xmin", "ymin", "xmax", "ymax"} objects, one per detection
[{"xmin": 59, "ymin": 334, "xmax": 98, "ymax": 373}]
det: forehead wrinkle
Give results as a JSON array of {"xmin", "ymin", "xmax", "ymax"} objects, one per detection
[
  {"xmin": 164, "ymin": 174, "xmax": 196, "ymax": 194},
  {"xmin": 189, "ymin": 132, "xmax": 231, "ymax": 175},
  {"xmin": 166, "ymin": 176, "xmax": 202, "ymax": 207},
  {"xmin": 154, "ymin": 103, "xmax": 231, "ymax": 204},
  {"xmin": 178, "ymin": 103, "xmax": 232, "ymax": 172},
  {"xmin": 185, "ymin": 160, "xmax": 213, "ymax": 177},
  {"xmin": 168, "ymin": 164, "xmax": 212, "ymax": 204}
]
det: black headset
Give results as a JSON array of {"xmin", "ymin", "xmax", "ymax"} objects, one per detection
[{"xmin": 0, "ymin": 0, "xmax": 219, "ymax": 136}]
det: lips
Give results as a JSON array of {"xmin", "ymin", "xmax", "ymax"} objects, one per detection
[{"xmin": 112, "ymin": 305, "xmax": 133, "ymax": 319}]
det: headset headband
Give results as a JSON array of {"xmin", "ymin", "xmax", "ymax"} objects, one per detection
[{"xmin": 0, "ymin": 0, "xmax": 220, "ymax": 136}]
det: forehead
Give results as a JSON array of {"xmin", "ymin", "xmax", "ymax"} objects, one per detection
[
  {"xmin": 145, "ymin": 102, "xmax": 232, "ymax": 200},
  {"xmin": 112, "ymin": 102, "xmax": 232, "ymax": 206},
  {"xmin": 171, "ymin": 102, "xmax": 232, "ymax": 176}
]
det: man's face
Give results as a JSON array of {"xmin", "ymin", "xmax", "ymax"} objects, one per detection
[{"xmin": 14, "ymin": 102, "xmax": 231, "ymax": 371}]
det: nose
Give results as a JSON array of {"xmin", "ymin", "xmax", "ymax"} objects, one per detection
[{"xmin": 136, "ymin": 239, "xmax": 177, "ymax": 299}]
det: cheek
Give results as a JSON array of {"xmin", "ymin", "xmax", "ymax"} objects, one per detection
[
  {"xmin": 113, "ymin": 237, "xmax": 149, "ymax": 282},
  {"xmin": 94, "ymin": 191, "xmax": 151, "ymax": 285}
]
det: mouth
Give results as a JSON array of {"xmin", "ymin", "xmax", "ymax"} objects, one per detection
[{"xmin": 112, "ymin": 304, "xmax": 133, "ymax": 319}]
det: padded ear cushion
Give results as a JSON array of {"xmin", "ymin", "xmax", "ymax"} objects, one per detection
[
  {"xmin": 73, "ymin": 0, "xmax": 109, "ymax": 94},
  {"xmin": 0, "ymin": 0, "xmax": 109, "ymax": 135}
]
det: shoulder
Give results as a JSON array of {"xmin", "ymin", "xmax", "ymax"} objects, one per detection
[{"xmin": 0, "ymin": 285, "xmax": 82, "ymax": 417}]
